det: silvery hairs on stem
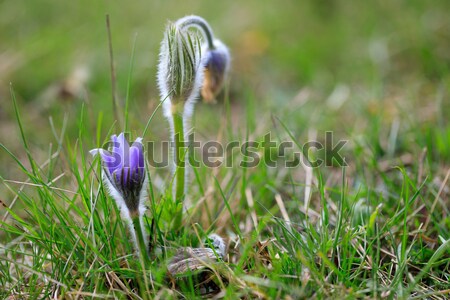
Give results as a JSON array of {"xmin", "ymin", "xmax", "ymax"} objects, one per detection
[
  {"xmin": 90, "ymin": 133, "xmax": 148, "ymax": 253},
  {"xmin": 157, "ymin": 16, "xmax": 204, "ymax": 210},
  {"xmin": 156, "ymin": 16, "xmax": 230, "ymax": 220}
]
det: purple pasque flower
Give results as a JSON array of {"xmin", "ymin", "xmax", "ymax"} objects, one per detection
[
  {"xmin": 201, "ymin": 39, "xmax": 230, "ymax": 103},
  {"xmin": 90, "ymin": 133, "xmax": 147, "ymax": 216}
]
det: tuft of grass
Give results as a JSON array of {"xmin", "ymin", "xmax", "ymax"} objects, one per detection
[{"xmin": 2, "ymin": 80, "xmax": 449, "ymax": 298}]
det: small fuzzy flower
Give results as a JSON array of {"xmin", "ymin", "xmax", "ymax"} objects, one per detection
[
  {"xmin": 157, "ymin": 21, "xmax": 203, "ymax": 109},
  {"xmin": 201, "ymin": 39, "xmax": 230, "ymax": 103},
  {"xmin": 90, "ymin": 133, "xmax": 147, "ymax": 218}
]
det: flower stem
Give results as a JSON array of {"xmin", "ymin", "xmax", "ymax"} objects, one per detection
[
  {"xmin": 131, "ymin": 215, "xmax": 149, "ymax": 268},
  {"xmin": 172, "ymin": 108, "xmax": 186, "ymax": 231},
  {"xmin": 177, "ymin": 16, "xmax": 215, "ymax": 50}
]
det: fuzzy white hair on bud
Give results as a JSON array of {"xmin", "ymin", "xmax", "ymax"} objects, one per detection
[{"xmin": 157, "ymin": 21, "xmax": 204, "ymax": 118}]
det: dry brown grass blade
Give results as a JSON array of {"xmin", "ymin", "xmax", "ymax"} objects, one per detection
[
  {"xmin": 245, "ymin": 187, "xmax": 258, "ymax": 232},
  {"xmin": 275, "ymin": 193, "xmax": 291, "ymax": 232},
  {"xmin": 424, "ymin": 168, "xmax": 450, "ymax": 230}
]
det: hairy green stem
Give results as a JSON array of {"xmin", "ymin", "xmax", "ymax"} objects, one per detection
[
  {"xmin": 172, "ymin": 108, "xmax": 185, "ymax": 231},
  {"xmin": 131, "ymin": 215, "xmax": 149, "ymax": 267}
]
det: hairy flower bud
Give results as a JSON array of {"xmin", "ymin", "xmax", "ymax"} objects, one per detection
[
  {"xmin": 157, "ymin": 21, "xmax": 203, "ymax": 107},
  {"xmin": 201, "ymin": 39, "xmax": 230, "ymax": 103}
]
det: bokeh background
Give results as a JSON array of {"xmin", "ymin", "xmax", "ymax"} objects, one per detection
[
  {"xmin": 0, "ymin": 0, "xmax": 449, "ymax": 194},
  {"xmin": 1, "ymin": 3, "xmax": 449, "ymax": 297}
]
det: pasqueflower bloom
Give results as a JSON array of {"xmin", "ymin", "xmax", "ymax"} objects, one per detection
[
  {"xmin": 201, "ymin": 39, "xmax": 230, "ymax": 103},
  {"xmin": 90, "ymin": 133, "xmax": 147, "ymax": 218}
]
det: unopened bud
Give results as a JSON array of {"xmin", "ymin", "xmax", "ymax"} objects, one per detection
[
  {"xmin": 157, "ymin": 22, "xmax": 203, "ymax": 106},
  {"xmin": 201, "ymin": 39, "xmax": 230, "ymax": 103}
]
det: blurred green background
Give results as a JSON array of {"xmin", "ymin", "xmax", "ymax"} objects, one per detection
[
  {"xmin": 1, "ymin": 2, "xmax": 449, "ymax": 296},
  {"xmin": 0, "ymin": 0, "xmax": 449, "ymax": 186}
]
